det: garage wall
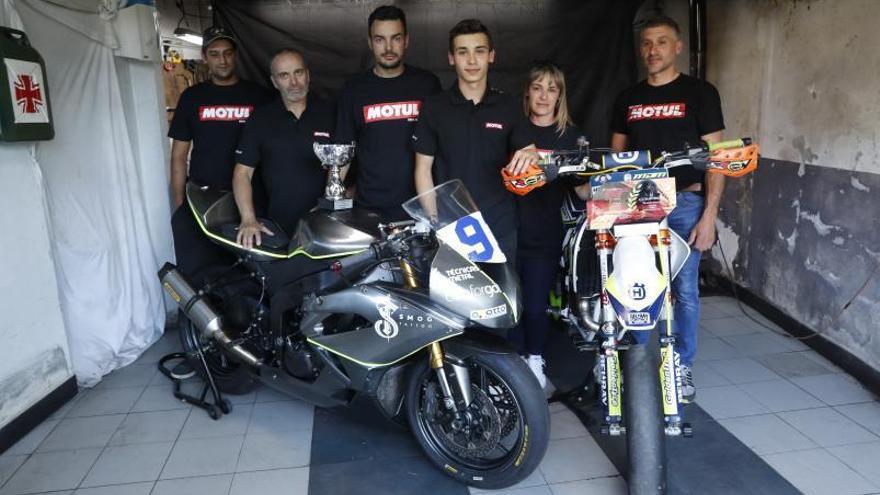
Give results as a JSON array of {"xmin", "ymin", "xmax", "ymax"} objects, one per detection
[
  {"xmin": 705, "ymin": 0, "xmax": 880, "ymax": 371},
  {"xmin": 0, "ymin": 146, "xmax": 73, "ymax": 429}
]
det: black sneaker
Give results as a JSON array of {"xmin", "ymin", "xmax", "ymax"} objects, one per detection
[{"xmin": 680, "ymin": 364, "xmax": 695, "ymax": 403}]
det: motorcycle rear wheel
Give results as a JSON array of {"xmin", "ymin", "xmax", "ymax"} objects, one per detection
[
  {"xmin": 405, "ymin": 351, "xmax": 549, "ymax": 490},
  {"xmin": 622, "ymin": 334, "xmax": 666, "ymax": 494},
  {"xmin": 179, "ymin": 310, "xmax": 256, "ymax": 395}
]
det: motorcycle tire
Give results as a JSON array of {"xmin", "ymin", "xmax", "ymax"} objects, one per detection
[
  {"xmin": 177, "ymin": 265, "xmax": 257, "ymax": 395},
  {"xmin": 179, "ymin": 310, "xmax": 256, "ymax": 395},
  {"xmin": 622, "ymin": 334, "xmax": 666, "ymax": 494},
  {"xmin": 405, "ymin": 351, "xmax": 549, "ymax": 490}
]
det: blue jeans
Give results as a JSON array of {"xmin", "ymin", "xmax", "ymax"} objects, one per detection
[
  {"xmin": 629, "ymin": 192, "xmax": 703, "ymax": 366},
  {"xmin": 666, "ymin": 192, "xmax": 704, "ymax": 366}
]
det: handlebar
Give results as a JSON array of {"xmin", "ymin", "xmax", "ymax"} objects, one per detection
[{"xmin": 502, "ymin": 137, "xmax": 759, "ymax": 196}]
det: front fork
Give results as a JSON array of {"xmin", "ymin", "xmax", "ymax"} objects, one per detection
[
  {"xmin": 594, "ymin": 228, "xmax": 688, "ymax": 437},
  {"xmin": 400, "ymin": 258, "xmax": 474, "ymax": 411}
]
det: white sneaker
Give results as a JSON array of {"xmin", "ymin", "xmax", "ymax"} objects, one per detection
[{"xmin": 526, "ymin": 354, "xmax": 547, "ymax": 389}]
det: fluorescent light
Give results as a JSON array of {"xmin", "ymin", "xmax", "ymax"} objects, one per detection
[{"xmin": 173, "ymin": 27, "xmax": 202, "ymax": 46}]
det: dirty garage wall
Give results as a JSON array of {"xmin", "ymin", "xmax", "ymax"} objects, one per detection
[{"xmin": 705, "ymin": 0, "xmax": 880, "ymax": 371}]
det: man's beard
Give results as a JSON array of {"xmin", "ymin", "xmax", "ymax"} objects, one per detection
[
  {"xmin": 376, "ymin": 53, "xmax": 402, "ymax": 70},
  {"xmin": 283, "ymin": 87, "xmax": 307, "ymax": 103},
  {"xmin": 212, "ymin": 67, "xmax": 235, "ymax": 82}
]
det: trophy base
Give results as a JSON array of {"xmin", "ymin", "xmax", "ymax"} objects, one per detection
[{"xmin": 319, "ymin": 197, "xmax": 353, "ymax": 211}]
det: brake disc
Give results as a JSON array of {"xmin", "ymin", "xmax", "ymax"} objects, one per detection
[{"xmin": 425, "ymin": 383, "xmax": 503, "ymax": 459}]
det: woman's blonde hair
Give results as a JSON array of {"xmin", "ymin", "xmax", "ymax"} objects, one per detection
[{"xmin": 523, "ymin": 61, "xmax": 573, "ymax": 136}]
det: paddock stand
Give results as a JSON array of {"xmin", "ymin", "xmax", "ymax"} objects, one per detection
[{"xmin": 158, "ymin": 348, "xmax": 232, "ymax": 420}]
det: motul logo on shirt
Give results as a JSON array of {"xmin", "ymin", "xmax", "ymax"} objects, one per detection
[
  {"xmin": 485, "ymin": 122, "xmax": 504, "ymax": 130},
  {"xmin": 363, "ymin": 101, "xmax": 421, "ymax": 123},
  {"xmin": 314, "ymin": 131, "xmax": 330, "ymax": 138},
  {"xmin": 627, "ymin": 103, "xmax": 686, "ymax": 122},
  {"xmin": 199, "ymin": 105, "xmax": 254, "ymax": 122}
]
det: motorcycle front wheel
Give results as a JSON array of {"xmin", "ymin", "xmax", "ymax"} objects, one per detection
[
  {"xmin": 622, "ymin": 334, "xmax": 666, "ymax": 494},
  {"xmin": 405, "ymin": 351, "xmax": 550, "ymax": 490}
]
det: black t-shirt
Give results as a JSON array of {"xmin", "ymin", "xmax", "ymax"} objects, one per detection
[
  {"xmin": 517, "ymin": 123, "xmax": 583, "ymax": 258},
  {"xmin": 412, "ymin": 84, "xmax": 535, "ymax": 224},
  {"xmin": 235, "ymin": 96, "xmax": 335, "ymax": 234},
  {"xmin": 168, "ymin": 80, "xmax": 274, "ymax": 189},
  {"xmin": 611, "ymin": 74, "xmax": 724, "ymax": 190},
  {"xmin": 335, "ymin": 65, "xmax": 442, "ymax": 219}
]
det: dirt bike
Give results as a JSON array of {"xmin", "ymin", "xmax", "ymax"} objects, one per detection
[
  {"xmin": 158, "ymin": 178, "xmax": 550, "ymax": 489},
  {"xmin": 503, "ymin": 138, "xmax": 759, "ymax": 494}
]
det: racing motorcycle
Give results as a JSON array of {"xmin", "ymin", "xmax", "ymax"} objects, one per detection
[
  {"xmin": 503, "ymin": 138, "xmax": 759, "ymax": 494},
  {"xmin": 159, "ymin": 178, "xmax": 549, "ymax": 489}
]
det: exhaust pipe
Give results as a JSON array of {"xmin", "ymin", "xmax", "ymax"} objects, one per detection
[{"xmin": 158, "ymin": 263, "xmax": 262, "ymax": 368}]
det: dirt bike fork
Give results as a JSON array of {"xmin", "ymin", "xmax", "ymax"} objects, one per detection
[
  {"xmin": 655, "ymin": 228, "xmax": 690, "ymax": 437},
  {"xmin": 595, "ymin": 230, "xmax": 625, "ymax": 435},
  {"xmin": 401, "ymin": 258, "xmax": 473, "ymax": 411}
]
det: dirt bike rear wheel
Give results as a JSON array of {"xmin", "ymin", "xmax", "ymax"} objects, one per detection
[{"xmin": 622, "ymin": 334, "xmax": 667, "ymax": 494}]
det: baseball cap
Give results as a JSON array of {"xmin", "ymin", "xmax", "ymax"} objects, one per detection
[{"xmin": 202, "ymin": 26, "xmax": 237, "ymax": 52}]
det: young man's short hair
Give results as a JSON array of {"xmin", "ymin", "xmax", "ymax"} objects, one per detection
[
  {"xmin": 368, "ymin": 5, "xmax": 407, "ymax": 35},
  {"xmin": 448, "ymin": 19, "xmax": 493, "ymax": 53},
  {"xmin": 640, "ymin": 14, "xmax": 681, "ymax": 36}
]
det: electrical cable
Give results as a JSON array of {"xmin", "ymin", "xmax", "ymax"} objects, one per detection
[{"xmin": 715, "ymin": 236, "xmax": 878, "ymax": 341}]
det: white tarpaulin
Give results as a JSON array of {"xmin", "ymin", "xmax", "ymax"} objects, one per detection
[{"xmin": 14, "ymin": 0, "xmax": 171, "ymax": 386}]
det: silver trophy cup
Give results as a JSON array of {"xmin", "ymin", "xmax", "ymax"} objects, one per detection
[{"xmin": 314, "ymin": 142, "xmax": 355, "ymax": 210}]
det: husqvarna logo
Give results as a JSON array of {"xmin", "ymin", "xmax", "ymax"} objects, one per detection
[
  {"xmin": 374, "ymin": 297, "xmax": 400, "ymax": 340},
  {"xmin": 630, "ymin": 283, "xmax": 646, "ymax": 301}
]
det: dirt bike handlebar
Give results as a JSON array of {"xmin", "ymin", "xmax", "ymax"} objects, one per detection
[{"xmin": 502, "ymin": 138, "xmax": 759, "ymax": 196}]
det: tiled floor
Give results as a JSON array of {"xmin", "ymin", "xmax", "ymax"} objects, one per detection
[
  {"xmin": 697, "ymin": 296, "xmax": 880, "ymax": 495},
  {"xmin": 1, "ymin": 296, "xmax": 878, "ymax": 495}
]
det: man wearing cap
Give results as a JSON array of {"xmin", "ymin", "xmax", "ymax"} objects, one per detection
[{"xmin": 168, "ymin": 26, "xmax": 274, "ymax": 276}]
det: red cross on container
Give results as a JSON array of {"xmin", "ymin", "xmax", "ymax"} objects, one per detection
[{"xmin": 14, "ymin": 74, "xmax": 43, "ymax": 114}]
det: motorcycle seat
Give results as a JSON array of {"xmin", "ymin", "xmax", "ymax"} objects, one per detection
[{"xmin": 218, "ymin": 219, "xmax": 291, "ymax": 252}]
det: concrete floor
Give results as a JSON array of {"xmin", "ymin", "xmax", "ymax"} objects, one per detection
[{"xmin": 1, "ymin": 296, "xmax": 879, "ymax": 495}]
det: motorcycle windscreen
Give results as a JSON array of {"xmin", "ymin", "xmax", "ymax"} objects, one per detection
[
  {"xmin": 402, "ymin": 179, "xmax": 506, "ymax": 263},
  {"xmin": 605, "ymin": 236, "xmax": 667, "ymax": 331},
  {"xmin": 428, "ymin": 243, "xmax": 519, "ymax": 328}
]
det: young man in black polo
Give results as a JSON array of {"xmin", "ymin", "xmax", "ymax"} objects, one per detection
[
  {"xmin": 168, "ymin": 26, "xmax": 273, "ymax": 275},
  {"xmin": 610, "ymin": 15, "xmax": 725, "ymax": 402},
  {"xmin": 233, "ymin": 49, "xmax": 334, "ymax": 249},
  {"xmin": 335, "ymin": 5, "xmax": 441, "ymax": 221},
  {"xmin": 412, "ymin": 19, "xmax": 536, "ymax": 260}
]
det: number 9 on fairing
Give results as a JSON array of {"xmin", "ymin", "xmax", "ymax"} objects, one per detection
[{"xmin": 455, "ymin": 215, "xmax": 494, "ymax": 262}]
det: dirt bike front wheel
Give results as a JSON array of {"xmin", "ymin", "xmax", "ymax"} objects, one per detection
[
  {"xmin": 622, "ymin": 334, "xmax": 667, "ymax": 494},
  {"xmin": 405, "ymin": 351, "xmax": 550, "ymax": 490}
]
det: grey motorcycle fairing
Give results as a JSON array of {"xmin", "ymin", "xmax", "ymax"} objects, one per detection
[
  {"xmin": 294, "ymin": 208, "xmax": 383, "ymax": 257},
  {"xmin": 185, "ymin": 182, "xmax": 382, "ymax": 259},
  {"xmin": 303, "ymin": 284, "xmax": 468, "ymax": 368},
  {"xmin": 428, "ymin": 243, "xmax": 521, "ymax": 329}
]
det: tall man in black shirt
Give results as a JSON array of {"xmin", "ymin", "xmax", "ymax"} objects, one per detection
[
  {"xmin": 168, "ymin": 26, "xmax": 273, "ymax": 275},
  {"xmin": 412, "ymin": 19, "xmax": 537, "ymax": 260},
  {"xmin": 610, "ymin": 15, "xmax": 725, "ymax": 402},
  {"xmin": 233, "ymin": 49, "xmax": 334, "ymax": 249},
  {"xmin": 336, "ymin": 5, "xmax": 441, "ymax": 221}
]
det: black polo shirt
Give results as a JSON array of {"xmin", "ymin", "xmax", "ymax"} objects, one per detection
[
  {"xmin": 168, "ymin": 80, "xmax": 274, "ymax": 189},
  {"xmin": 335, "ymin": 65, "xmax": 441, "ymax": 220},
  {"xmin": 412, "ymin": 84, "xmax": 534, "ymax": 222},
  {"xmin": 235, "ymin": 96, "xmax": 335, "ymax": 234}
]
